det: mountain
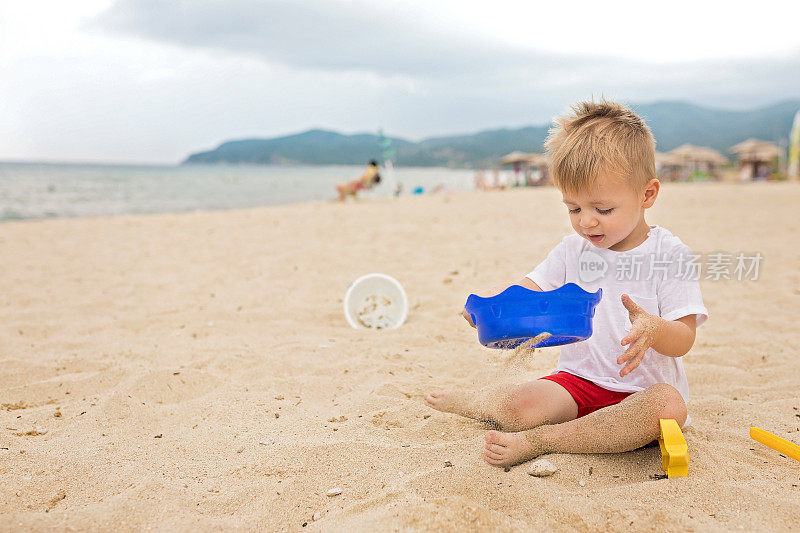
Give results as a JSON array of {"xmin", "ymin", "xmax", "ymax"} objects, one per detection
[
  {"xmin": 183, "ymin": 100, "xmax": 800, "ymax": 167},
  {"xmin": 631, "ymin": 100, "xmax": 800, "ymax": 153},
  {"xmin": 183, "ymin": 129, "xmax": 415, "ymax": 165}
]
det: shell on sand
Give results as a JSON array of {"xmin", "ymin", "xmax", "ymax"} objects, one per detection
[{"xmin": 528, "ymin": 458, "xmax": 557, "ymax": 477}]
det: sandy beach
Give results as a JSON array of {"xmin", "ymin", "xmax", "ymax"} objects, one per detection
[{"xmin": 2, "ymin": 182, "xmax": 800, "ymax": 531}]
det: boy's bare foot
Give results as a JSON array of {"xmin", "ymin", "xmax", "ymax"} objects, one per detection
[
  {"xmin": 483, "ymin": 427, "xmax": 547, "ymax": 467},
  {"xmin": 424, "ymin": 390, "xmax": 481, "ymax": 419}
]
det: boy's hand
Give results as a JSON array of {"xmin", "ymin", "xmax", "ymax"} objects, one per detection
[
  {"xmin": 462, "ymin": 285, "xmax": 505, "ymax": 328},
  {"xmin": 617, "ymin": 294, "xmax": 664, "ymax": 377},
  {"xmin": 461, "ymin": 308, "xmax": 476, "ymax": 328}
]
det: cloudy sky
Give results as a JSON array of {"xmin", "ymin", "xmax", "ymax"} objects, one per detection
[{"xmin": 2, "ymin": 0, "xmax": 799, "ymax": 164}]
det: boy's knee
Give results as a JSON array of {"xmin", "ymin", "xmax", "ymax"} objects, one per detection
[
  {"xmin": 648, "ymin": 383, "xmax": 687, "ymax": 426},
  {"xmin": 498, "ymin": 389, "xmax": 535, "ymax": 427},
  {"xmin": 505, "ymin": 391, "xmax": 528, "ymax": 417}
]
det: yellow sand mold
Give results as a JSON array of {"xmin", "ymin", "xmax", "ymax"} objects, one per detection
[{"xmin": 658, "ymin": 418, "xmax": 689, "ymax": 478}]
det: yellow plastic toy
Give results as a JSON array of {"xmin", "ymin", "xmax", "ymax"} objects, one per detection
[
  {"xmin": 750, "ymin": 427, "xmax": 800, "ymax": 462},
  {"xmin": 658, "ymin": 418, "xmax": 689, "ymax": 478}
]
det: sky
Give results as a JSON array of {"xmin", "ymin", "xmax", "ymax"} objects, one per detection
[{"xmin": 1, "ymin": 0, "xmax": 799, "ymax": 164}]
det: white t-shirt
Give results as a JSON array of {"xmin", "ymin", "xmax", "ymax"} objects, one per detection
[{"xmin": 526, "ymin": 225, "xmax": 708, "ymax": 410}]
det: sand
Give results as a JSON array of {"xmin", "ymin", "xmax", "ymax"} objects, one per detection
[{"xmin": 1, "ymin": 182, "xmax": 800, "ymax": 531}]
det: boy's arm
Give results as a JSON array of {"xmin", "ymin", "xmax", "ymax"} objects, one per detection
[
  {"xmin": 650, "ymin": 314, "xmax": 696, "ymax": 356},
  {"xmin": 617, "ymin": 294, "xmax": 698, "ymax": 377},
  {"xmin": 461, "ymin": 278, "xmax": 542, "ymax": 328},
  {"xmin": 517, "ymin": 277, "xmax": 543, "ymax": 292},
  {"xmin": 473, "ymin": 278, "xmax": 543, "ymax": 298}
]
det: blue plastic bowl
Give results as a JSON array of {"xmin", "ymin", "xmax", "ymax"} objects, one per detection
[{"xmin": 464, "ymin": 283, "xmax": 603, "ymax": 349}]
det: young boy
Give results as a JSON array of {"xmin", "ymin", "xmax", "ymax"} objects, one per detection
[{"xmin": 425, "ymin": 100, "xmax": 708, "ymax": 467}]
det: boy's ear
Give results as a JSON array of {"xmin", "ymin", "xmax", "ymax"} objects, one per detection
[{"xmin": 642, "ymin": 178, "xmax": 660, "ymax": 208}]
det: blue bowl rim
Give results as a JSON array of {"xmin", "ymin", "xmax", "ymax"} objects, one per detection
[{"xmin": 465, "ymin": 282, "xmax": 602, "ymax": 308}]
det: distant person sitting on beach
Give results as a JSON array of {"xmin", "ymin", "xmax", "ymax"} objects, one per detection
[
  {"xmin": 425, "ymin": 99, "xmax": 708, "ymax": 467},
  {"xmin": 335, "ymin": 160, "xmax": 381, "ymax": 201}
]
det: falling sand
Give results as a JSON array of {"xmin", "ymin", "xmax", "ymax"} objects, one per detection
[
  {"xmin": 437, "ymin": 333, "xmax": 554, "ymax": 431},
  {"xmin": 498, "ymin": 332, "xmax": 552, "ymax": 368}
]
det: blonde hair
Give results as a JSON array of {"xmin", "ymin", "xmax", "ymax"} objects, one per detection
[{"xmin": 545, "ymin": 99, "xmax": 657, "ymax": 194}]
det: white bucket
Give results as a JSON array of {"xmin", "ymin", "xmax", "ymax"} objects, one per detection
[{"xmin": 343, "ymin": 273, "xmax": 408, "ymax": 330}]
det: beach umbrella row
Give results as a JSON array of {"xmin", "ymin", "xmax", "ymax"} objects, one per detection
[{"xmin": 500, "ymin": 138, "xmax": 781, "ymax": 170}]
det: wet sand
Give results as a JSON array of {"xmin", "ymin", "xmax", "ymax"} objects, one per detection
[{"xmin": 1, "ymin": 182, "xmax": 799, "ymax": 530}]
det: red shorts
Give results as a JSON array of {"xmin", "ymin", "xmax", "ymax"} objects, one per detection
[{"xmin": 539, "ymin": 371, "xmax": 634, "ymax": 418}]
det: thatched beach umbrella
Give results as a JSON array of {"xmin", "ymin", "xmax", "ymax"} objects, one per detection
[
  {"xmin": 524, "ymin": 153, "xmax": 549, "ymax": 166},
  {"xmin": 499, "ymin": 151, "xmax": 533, "ymax": 165},
  {"xmin": 664, "ymin": 144, "xmax": 727, "ymax": 181},
  {"xmin": 497, "ymin": 152, "xmax": 549, "ymax": 187},
  {"xmin": 729, "ymin": 138, "xmax": 782, "ymax": 162},
  {"xmin": 702, "ymin": 149, "xmax": 730, "ymax": 167},
  {"xmin": 655, "ymin": 151, "xmax": 682, "ymax": 181},
  {"xmin": 729, "ymin": 138, "xmax": 782, "ymax": 180},
  {"xmin": 655, "ymin": 151, "xmax": 682, "ymax": 166},
  {"xmin": 523, "ymin": 153, "xmax": 550, "ymax": 185},
  {"xmin": 669, "ymin": 144, "xmax": 728, "ymax": 166}
]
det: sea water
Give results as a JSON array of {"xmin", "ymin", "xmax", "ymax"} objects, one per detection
[{"xmin": 0, "ymin": 162, "xmax": 476, "ymax": 222}]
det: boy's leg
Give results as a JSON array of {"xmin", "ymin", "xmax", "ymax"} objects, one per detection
[
  {"xmin": 483, "ymin": 382, "xmax": 686, "ymax": 467},
  {"xmin": 425, "ymin": 379, "xmax": 579, "ymax": 431}
]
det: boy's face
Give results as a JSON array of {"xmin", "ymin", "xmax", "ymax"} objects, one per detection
[{"xmin": 560, "ymin": 173, "xmax": 658, "ymax": 252}]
